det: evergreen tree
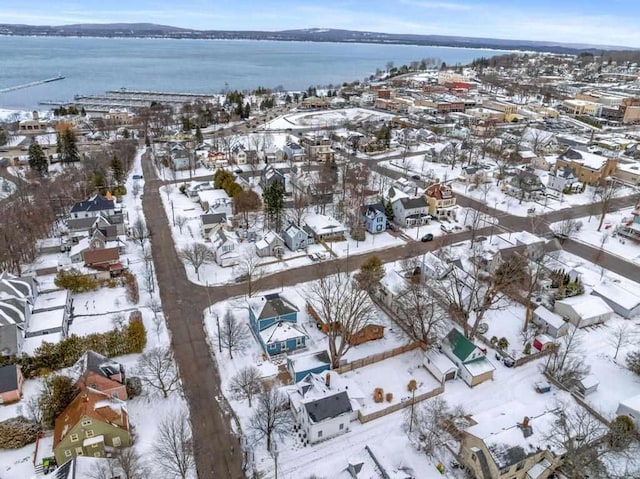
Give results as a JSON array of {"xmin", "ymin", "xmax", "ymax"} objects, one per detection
[
  {"xmin": 242, "ymin": 103, "xmax": 251, "ymax": 119},
  {"xmin": 384, "ymin": 198, "xmax": 395, "ymax": 222},
  {"xmin": 28, "ymin": 140, "xmax": 48, "ymax": 176},
  {"xmin": 58, "ymin": 128, "xmax": 80, "ymax": 164},
  {"xmin": 110, "ymin": 156, "xmax": 125, "ymax": 185},
  {"xmin": 0, "ymin": 127, "xmax": 7, "ymax": 147},
  {"xmin": 194, "ymin": 126, "xmax": 203, "ymax": 145},
  {"xmin": 263, "ymin": 181, "xmax": 285, "ymax": 232}
]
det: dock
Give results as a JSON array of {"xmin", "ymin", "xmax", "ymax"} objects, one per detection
[{"xmin": 0, "ymin": 75, "xmax": 65, "ymax": 94}]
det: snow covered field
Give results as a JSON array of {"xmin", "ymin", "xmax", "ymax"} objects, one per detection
[{"xmin": 264, "ymin": 108, "xmax": 396, "ymax": 130}]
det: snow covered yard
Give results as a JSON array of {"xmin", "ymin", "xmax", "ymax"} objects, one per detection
[
  {"xmin": 263, "ymin": 107, "xmax": 396, "ymax": 130},
  {"xmin": 552, "ymin": 208, "xmax": 640, "ymax": 264}
]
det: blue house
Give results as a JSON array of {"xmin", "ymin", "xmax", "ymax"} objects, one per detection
[
  {"xmin": 283, "ymin": 223, "xmax": 314, "ymax": 252},
  {"xmin": 360, "ymin": 203, "xmax": 387, "ymax": 234},
  {"xmin": 248, "ymin": 293, "xmax": 308, "ymax": 356},
  {"xmin": 287, "ymin": 350, "xmax": 332, "ymax": 383}
]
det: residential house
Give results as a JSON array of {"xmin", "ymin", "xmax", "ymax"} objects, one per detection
[
  {"xmin": 547, "ymin": 166, "xmax": 580, "ymax": 192},
  {"xmin": 508, "ymin": 171, "xmax": 546, "ymax": 200},
  {"xmin": 200, "ymin": 213, "xmax": 228, "ymax": 240},
  {"xmin": 198, "ymin": 189, "xmax": 234, "ymax": 217},
  {"xmin": 260, "ymin": 165, "xmax": 286, "ymax": 190},
  {"xmin": 441, "ymin": 328, "xmax": 494, "ymax": 387},
  {"xmin": 391, "ymin": 196, "xmax": 430, "ymax": 227},
  {"xmin": 554, "ymin": 295, "xmax": 613, "ymax": 327},
  {"xmin": 0, "ymin": 271, "xmax": 37, "ymax": 302},
  {"xmin": 186, "ymin": 181, "xmax": 214, "ymax": 202},
  {"xmin": 248, "ymin": 293, "xmax": 307, "ymax": 355},
  {"xmin": 421, "ymin": 252, "xmax": 453, "ymax": 280},
  {"xmin": 82, "ymin": 247, "xmax": 124, "ymax": 278},
  {"xmin": 591, "ymin": 281, "xmax": 640, "ymax": 319},
  {"xmin": 26, "ymin": 289, "xmax": 73, "ymax": 338},
  {"xmin": 212, "ymin": 229, "xmax": 239, "ymax": 267},
  {"xmin": 617, "ymin": 205, "xmax": 640, "ymax": 242},
  {"xmin": 617, "ymin": 394, "xmax": 640, "ymax": 429},
  {"xmin": 283, "ymin": 223, "xmax": 314, "ymax": 252},
  {"xmin": 360, "ymin": 203, "xmax": 387, "ymax": 234},
  {"xmin": 202, "ymin": 151, "xmax": 227, "ymax": 169},
  {"xmin": 0, "ymin": 364, "xmax": 24, "ymax": 404},
  {"xmin": 255, "ymin": 231, "xmax": 285, "ymax": 258},
  {"xmin": 71, "ymin": 351, "xmax": 127, "ymax": 400},
  {"xmin": 555, "ymin": 148, "xmax": 617, "ymax": 185},
  {"xmin": 424, "ymin": 182, "xmax": 457, "ymax": 220},
  {"xmin": 169, "ymin": 145, "xmax": 190, "ymax": 170},
  {"xmin": 262, "ymin": 145, "xmax": 284, "ymax": 164},
  {"xmin": 0, "ymin": 296, "xmax": 29, "ymax": 357},
  {"xmin": 375, "ymin": 269, "xmax": 411, "ymax": 312},
  {"xmin": 532, "ymin": 306, "xmax": 569, "ymax": 338},
  {"xmin": 69, "ymin": 195, "xmax": 116, "ymax": 220},
  {"xmin": 53, "ymin": 387, "xmax": 130, "ymax": 465},
  {"xmin": 423, "ymin": 350, "xmax": 458, "ymax": 383},
  {"xmin": 301, "ymin": 136, "xmax": 334, "ymax": 162},
  {"xmin": 614, "ymin": 161, "xmax": 640, "ymax": 186},
  {"xmin": 283, "ymin": 141, "xmax": 305, "ymax": 162},
  {"xmin": 287, "ymin": 350, "xmax": 331, "ymax": 383},
  {"xmin": 459, "ymin": 165, "xmax": 489, "ymax": 184},
  {"xmin": 231, "ymin": 145, "xmax": 248, "ymax": 165},
  {"xmin": 303, "ymin": 214, "xmax": 347, "ymax": 242},
  {"xmin": 288, "ymin": 372, "xmax": 360, "ymax": 444},
  {"xmin": 459, "ymin": 401, "xmax": 564, "ymax": 479}
]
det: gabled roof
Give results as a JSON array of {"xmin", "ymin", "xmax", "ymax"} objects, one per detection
[
  {"xmin": 70, "ymin": 195, "xmax": 115, "ymax": 214},
  {"xmin": 82, "ymin": 247, "xmax": 119, "ymax": 266},
  {"xmin": 304, "ymin": 390, "xmax": 352, "ymax": 423},
  {"xmin": 445, "ymin": 328, "xmax": 477, "ymax": 363},
  {"xmin": 0, "ymin": 364, "xmax": 20, "ymax": 393},
  {"xmin": 75, "ymin": 351, "xmax": 123, "ymax": 380},
  {"xmin": 360, "ymin": 203, "xmax": 386, "ymax": 217},
  {"xmin": 398, "ymin": 196, "xmax": 429, "ymax": 210},
  {"xmin": 0, "ymin": 271, "xmax": 36, "ymax": 299},
  {"xmin": 53, "ymin": 387, "xmax": 128, "ymax": 448},
  {"xmin": 250, "ymin": 293, "xmax": 299, "ymax": 320},
  {"xmin": 425, "ymin": 182, "xmax": 455, "ymax": 200},
  {"xmin": 201, "ymin": 213, "xmax": 227, "ymax": 226}
]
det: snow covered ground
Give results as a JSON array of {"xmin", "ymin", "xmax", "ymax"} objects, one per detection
[
  {"xmin": 263, "ymin": 108, "xmax": 396, "ymax": 130},
  {"xmin": 551, "ymin": 208, "xmax": 640, "ymax": 265}
]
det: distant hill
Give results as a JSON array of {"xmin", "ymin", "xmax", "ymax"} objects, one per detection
[{"xmin": 0, "ymin": 23, "xmax": 636, "ymax": 54}]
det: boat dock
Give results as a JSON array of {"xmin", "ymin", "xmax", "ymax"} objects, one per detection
[
  {"xmin": 0, "ymin": 75, "xmax": 65, "ymax": 94},
  {"xmin": 40, "ymin": 88, "xmax": 219, "ymax": 111}
]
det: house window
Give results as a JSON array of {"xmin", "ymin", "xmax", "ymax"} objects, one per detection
[
  {"xmin": 269, "ymin": 343, "xmax": 276, "ymax": 350},
  {"xmin": 339, "ymin": 423, "xmax": 344, "ymax": 430},
  {"xmin": 81, "ymin": 419, "xmax": 92, "ymax": 427},
  {"xmin": 76, "ymin": 447, "xmax": 84, "ymax": 456},
  {"xmin": 280, "ymin": 341, "xmax": 288, "ymax": 351},
  {"xmin": 516, "ymin": 461, "xmax": 525, "ymax": 471},
  {"xmin": 372, "ymin": 327, "xmax": 379, "ymax": 333},
  {"xmin": 92, "ymin": 443, "xmax": 99, "ymax": 449},
  {"xmin": 64, "ymin": 450, "xmax": 72, "ymax": 458},
  {"xmin": 94, "ymin": 452, "xmax": 101, "ymax": 457},
  {"xmin": 86, "ymin": 430, "xmax": 95, "ymax": 438},
  {"xmin": 296, "ymin": 337, "xmax": 304, "ymax": 347},
  {"xmin": 70, "ymin": 434, "xmax": 79, "ymax": 442},
  {"xmin": 318, "ymin": 430, "xmax": 323, "ymax": 438},
  {"xmin": 112, "ymin": 437, "xmax": 122, "ymax": 447}
]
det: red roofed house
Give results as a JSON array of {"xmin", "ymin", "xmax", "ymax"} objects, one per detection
[
  {"xmin": 82, "ymin": 247, "xmax": 124, "ymax": 278},
  {"xmin": 71, "ymin": 351, "xmax": 127, "ymax": 400},
  {"xmin": 424, "ymin": 181, "xmax": 457, "ymax": 220}
]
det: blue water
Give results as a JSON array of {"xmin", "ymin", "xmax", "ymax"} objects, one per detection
[{"xmin": 0, "ymin": 36, "xmax": 506, "ymax": 110}]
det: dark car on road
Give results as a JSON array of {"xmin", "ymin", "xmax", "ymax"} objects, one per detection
[
  {"xmin": 421, "ymin": 233, "xmax": 434, "ymax": 242},
  {"xmin": 411, "ymin": 174, "xmax": 421, "ymax": 180}
]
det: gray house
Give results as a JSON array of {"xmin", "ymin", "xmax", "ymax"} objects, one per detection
[
  {"xmin": 547, "ymin": 166, "xmax": 579, "ymax": 192},
  {"xmin": 283, "ymin": 224, "xmax": 314, "ymax": 251},
  {"xmin": 200, "ymin": 213, "xmax": 227, "ymax": 240},
  {"xmin": 360, "ymin": 203, "xmax": 387, "ymax": 234},
  {"xmin": 591, "ymin": 282, "xmax": 640, "ymax": 319},
  {"xmin": 255, "ymin": 231, "xmax": 285, "ymax": 258}
]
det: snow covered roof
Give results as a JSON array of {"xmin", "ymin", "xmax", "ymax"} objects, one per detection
[
  {"xmin": 288, "ymin": 350, "xmax": 331, "ymax": 372},
  {"xmin": 379, "ymin": 269, "xmax": 409, "ymax": 297},
  {"xmin": 28, "ymin": 308, "xmax": 66, "ymax": 333},
  {"xmin": 555, "ymin": 295, "xmax": 613, "ymax": 319},
  {"xmin": 303, "ymin": 214, "xmax": 346, "ymax": 236},
  {"xmin": 424, "ymin": 350, "xmax": 458, "ymax": 374},
  {"xmin": 534, "ymin": 305, "xmax": 565, "ymax": 329},
  {"xmin": 304, "ymin": 390, "xmax": 352, "ymax": 423},
  {"xmin": 260, "ymin": 321, "xmax": 307, "ymax": 344},
  {"xmin": 619, "ymin": 393, "xmax": 640, "ymax": 413},
  {"xmin": 591, "ymin": 282, "xmax": 640, "ymax": 311},
  {"xmin": 33, "ymin": 289, "xmax": 68, "ymax": 312}
]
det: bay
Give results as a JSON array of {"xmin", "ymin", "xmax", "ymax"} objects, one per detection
[{"xmin": 0, "ymin": 36, "xmax": 507, "ymax": 110}]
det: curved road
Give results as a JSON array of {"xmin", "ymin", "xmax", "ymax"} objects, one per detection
[{"xmin": 141, "ymin": 148, "xmax": 639, "ymax": 478}]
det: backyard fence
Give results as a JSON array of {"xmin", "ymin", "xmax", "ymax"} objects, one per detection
[
  {"xmin": 357, "ymin": 384, "xmax": 445, "ymax": 423},
  {"xmin": 334, "ymin": 342, "xmax": 423, "ymax": 374}
]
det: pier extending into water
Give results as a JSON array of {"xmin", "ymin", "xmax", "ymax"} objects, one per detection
[
  {"xmin": 0, "ymin": 75, "xmax": 65, "ymax": 94},
  {"xmin": 40, "ymin": 88, "xmax": 218, "ymax": 111}
]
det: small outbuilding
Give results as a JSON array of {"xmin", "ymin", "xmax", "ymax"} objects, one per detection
[
  {"xmin": 576, "ymin": 374, "xmax": 599, "ymax": 396},
  {"xmin": 533, "ymin": 334, "xmax": 555, "ymax": 352},
  {"xmin": 287, "ymin": 350, "xmax": 332, "ymax": 383},
  {"xmin": 423, "ymin": 350, "xmax": 458, "ymax": 383},
  {"xmin": 591, "ymin": 282, "xmax": 640, "ymax": 319},
  {"xmin": 554, "ymin": 295, "xmax": 613, "ymax": 328},
  {"xmin": 616, "ymin": 394, "xmax": 640, "ymax": 429},
  {"xmin": 532, "ymin": 305, "xmax": 569, "ymax": 338},
  {"xmin": 0, "ymin": 364, "xmax": 24, "ymax": 404}
]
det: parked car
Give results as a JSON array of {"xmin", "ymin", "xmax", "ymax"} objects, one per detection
[
  {"xmin": 421, "ymin": 233, "xmax": 434, "ymax": 242},
  {"xmin": 503, "ymin": 356, "xmax": 515, "ymax": 368},
  {"xmin": 535, "ymin": 382, "xmax": 551, "ymax": 393},
  {"xmin": 132, "ymin": 174, "xmax": 143, "ymax": 180},
  {"xmin": 234, "ymin": 168, "xmax": 243, "ymax": 174},
  {"xmin": 411, "ymin": 174, "xmax": 421, "ymax": 180},
  {"xmin": 440, "ymin": 224, "xmax": 451, "ymax": 233}
]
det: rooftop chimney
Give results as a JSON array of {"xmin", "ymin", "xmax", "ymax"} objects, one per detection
[
  {"xmin": 522, "ymin": 416, "xmax": 530, "ymax": 428},
  {"xmin": 325, "ymin": 373, "xmax": 331, "ymax": 388}
]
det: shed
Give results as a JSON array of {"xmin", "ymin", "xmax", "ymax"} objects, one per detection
[
  {"xmin": 532, "ymin": 305, "xmax": 568, "ymax": 338},
  {"xmin": 423, "ymin": 350, "xmax": 458, "ymax": 383},
  {"xmin": 533, "ymin": 334, "xmax": 555, "ymax": 352},
  {"xmin": 287, "ymin": 350, "xmax": 331, "ymax": 383},
  {"xmin": 591, "ymin": 282, "xmax": 640, "ymax": 319},
  {"xmin": 576, "ymin": 374, "xmax": 599, "ymax": 396},
  {"xmin": 616, "ymin": 394, "xmax": 640, "ymax": 429},
  {"xmin": 554, "ymin": 295, "xmax": 613, "ymax": 328}
]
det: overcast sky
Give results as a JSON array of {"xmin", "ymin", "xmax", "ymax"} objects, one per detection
[{"xmin": 2, "ymin": 0, "xmax": 640, "ymax": 48}]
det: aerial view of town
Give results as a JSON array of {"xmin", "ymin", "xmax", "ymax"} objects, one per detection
[{"xmin": 1, "ymin": 2, "xmax": 640, "ymax": 479}]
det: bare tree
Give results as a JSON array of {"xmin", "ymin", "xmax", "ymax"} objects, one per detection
[
  {"xmin": 607, "ymin": 323, "xmax": 634, "ymax": 360},
  {"xmin": 136, "ymin": 347, "xmax": 181, "ymax": 398},
  {"xmin": 289, "ymin": 190, "xmax": 310, "ymax": 225},
  {"xmin": 235, "ymin": 189, "xmax": 262, "ymax": 229},
  {"xmin": 594, "ymin": 177, "xmax": 619, "ymax": 232},
  {"xmin": 130, "ymin": 217, "xmax": 151, "ymax": 249},
  {"xmin": 236, "ymin": 248, "xmax": 264, "ymax": 297},
  {"xmin": 395, "ymin": 282, "xmax": 446, "ymax": 347},
  {"xmin": 131, "ymin": 181, "xmax": 140, "ymax": 198},
  {"xmin": 229, "ymin": 366, "xmax": 263, "ymax": 407},
  {"xmin": 90, "ymin": 447, "xmax": 149, "ymax": 479},
  {"xmin": 217, "ymin": 309, "xmax": 250, "ymax": 359},
  {"xmin": 405, "ymin": 397, "xmax": 466, "ymax": 458},
  {"xmin": 552, "ymin": 217, "xmax": 583, "ymax": 241},
  {"xmin": 175, "ymin": 215, "xmax": 188, "ymax": 234},
  {"xmin": 248, "ymin": 385, "xmax": 292, "ymax": 451},
  {"xmin": 545, "ymin": 325, "xmax": 590, "ymax": 386},
  {"xmin": 306, "ymin": 267, "xmax": 376, "ymax": 368},
  {"xmin": 153, "ymin": 409, "xmax": 195, "ymax": 479},
  {"xmin": 179, "ymin": 243, "xmax": 215, "ymax": 280},
  {"xmin": 23, "ymin": 395, "xmax": 43, "ymax": 426}
]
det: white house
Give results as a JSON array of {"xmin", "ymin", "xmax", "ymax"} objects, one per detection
[
  {"xmin": 441, "ymin": 328, "xmax": 494, "ymax": 388},
  {"xmin": 617, "ymin": 394, "xmax": 640, "ymax": 429},
  {"xmin": 532, "ymin": 305, "xmax": 569, "ymax": 338},
  {"xmin": 288, "ymin": 372, "xmax": 363, "ymax": 444},
  {"xmin": 303, "ymin": 214, "xmax": 347, "ymax": 241},
  {"xmin": 212, "ymin": 230, "xmax": 239, "ymax": 267},
  {"xmin": 591, "ymin": 282, "xmax": 640, "ymax": 319},
  {"xmin": 391, "ymin": 196, "xmax": 430, "ymax": 228},
  {"xmin": 554, "ymin": 295, "xmax": 613, "ymax": 328},
  {"xmin": 198, "ymin": 189, "xmax": 234, "ymax": 217}
]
